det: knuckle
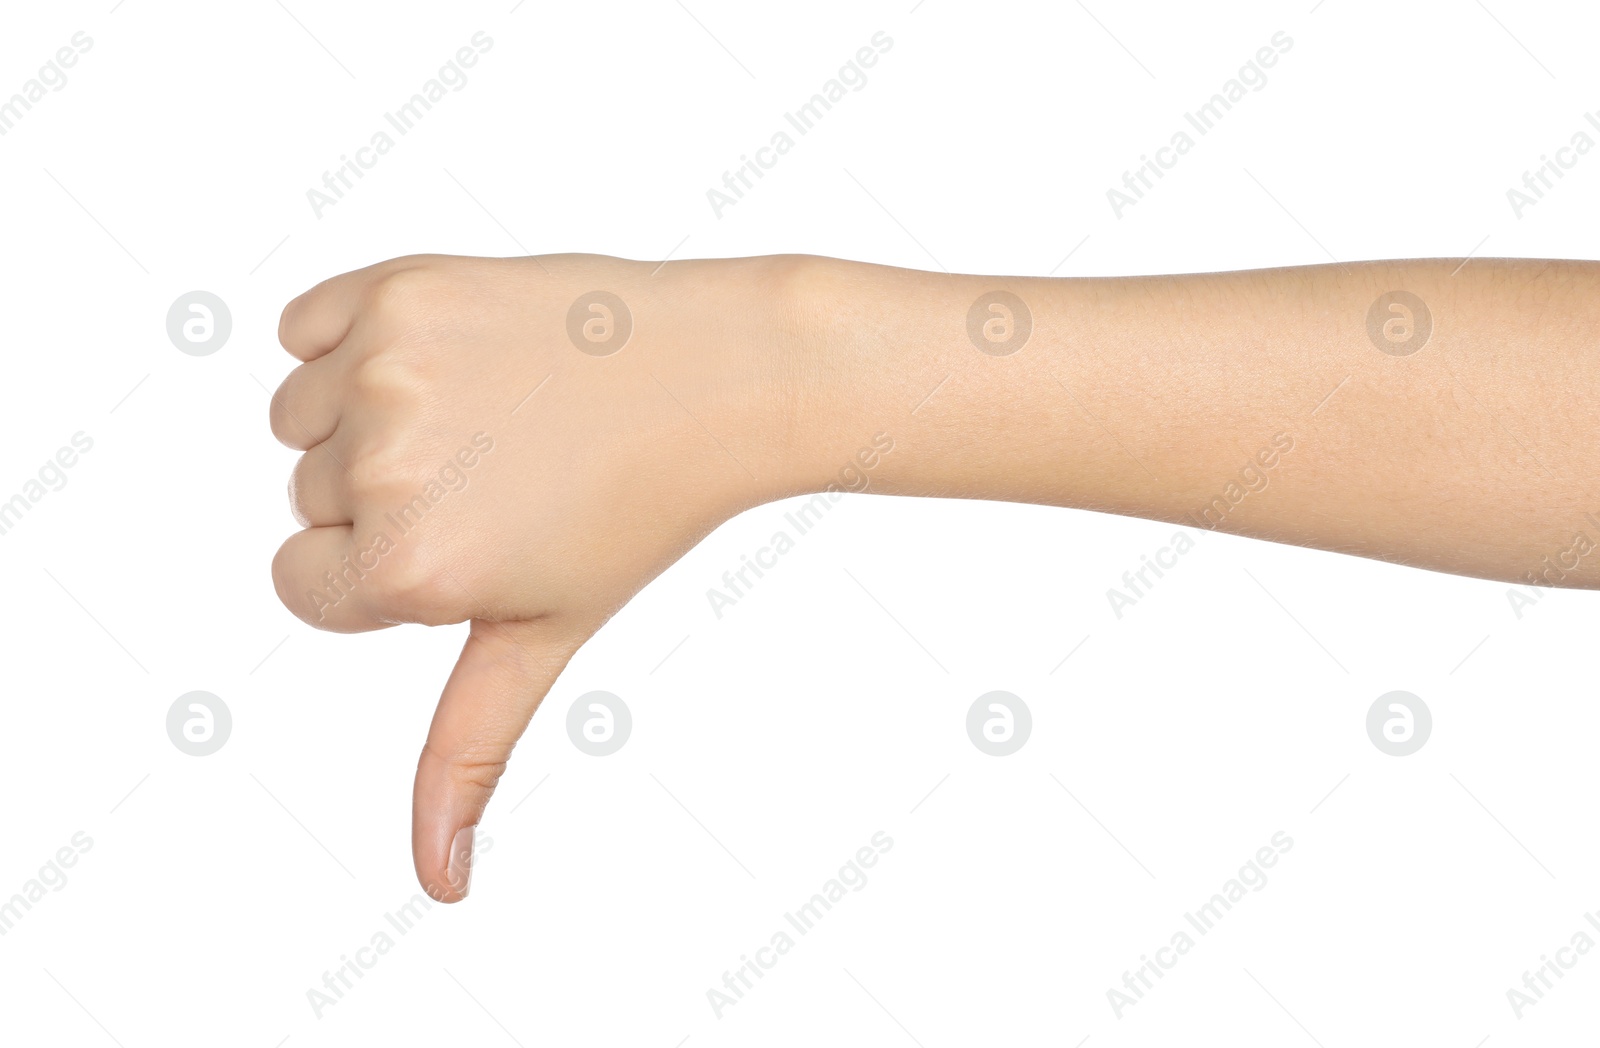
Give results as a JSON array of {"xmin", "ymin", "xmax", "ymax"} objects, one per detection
[
  {"xmin": 364, "ymin": 266, "xmax": 438, "ymax": 317},
  {"xmin": 277, "ymin": 296, "xmax": 305, "ymax": 352},
  {"xmin": 269, "ymin": 537, "xmax": 296, "ymax": 611},
  {"xmin": 420, "ymin": 740, "xmax": 509, "ymax": 794},
  {"xmin": 270, "ymin": 535, "xmax": 323, "ymax": 628},
  {"xmin": 342, "ymin": 457, "xmax": 384, "ymax": 504},
  {"xmin": 286, "ymin": 460, "xmax": 312, "ymax": 528},
  {"xmin": 288, "ymin": 450, "xmax": 344, "ymax": 521},
  {"xmin": 347, "ymin": 437, "xmax": 419, "ymax": 500},
  {"xmin": 268, "ymin": 375, "xmax": 309, "ymax": 448},
  {"xmin": 367, "ymin": 538, "xmax": 455, "ymax": 623},
  {"xmin": 457, "ymin": 757, "xmax": 510, "ymax": 795},
  {"xmin": 350, "ymin": 351, "xmax": 433, "ymax": 405}
]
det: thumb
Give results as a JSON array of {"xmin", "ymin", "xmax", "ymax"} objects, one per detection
[{"xmin": 413, "ymin": 617, "xmax": 579, "ymax": 902}]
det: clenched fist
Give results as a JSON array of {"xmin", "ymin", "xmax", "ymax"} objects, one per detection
[{"xmin": 270, "ymin": 253, "xmax": 813, "ymax": 901}]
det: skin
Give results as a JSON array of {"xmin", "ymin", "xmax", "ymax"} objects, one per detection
[{"xmin": 271, "ymin": 252, "xmax": 1600, "ymax": 901}]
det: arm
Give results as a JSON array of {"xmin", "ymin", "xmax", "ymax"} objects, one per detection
[
  {"xmin": 270, "ymin": 253, "xmax": 1597, "ymax": 901},
  {"xmin": 789, "ymin": 255, "xmax": 1598, "ymax": 587}
]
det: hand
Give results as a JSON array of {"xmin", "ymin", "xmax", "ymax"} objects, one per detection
[{"xmin": 270, "ymin": 253, "xmax": 807, "ymax": 900}]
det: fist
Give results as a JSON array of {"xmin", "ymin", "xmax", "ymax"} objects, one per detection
[{"xmin": 270, "ymin": 253, "xmax": 802, "ymax": 900}]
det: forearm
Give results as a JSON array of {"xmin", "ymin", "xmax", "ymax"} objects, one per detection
[{"xmin": 778, "ymin": 255, "xmax": 1600, "ymax": 587}]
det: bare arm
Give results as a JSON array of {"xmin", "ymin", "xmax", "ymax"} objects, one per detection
[
  {"xmin": 783, "ymin": 256, "xmax": 1598, "ymax": 588},
  {"xmin": 271, "ymin": 252, "xmax": 1596, "ymax": 901}
]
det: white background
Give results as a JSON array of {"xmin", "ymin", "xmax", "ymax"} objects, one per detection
[{"xmin": 1, "ymin": 0, "xmax": 1597, "ymax": 1044}]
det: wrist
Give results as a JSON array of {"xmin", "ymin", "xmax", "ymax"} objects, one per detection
[
  {"xmin": 767, "ymin": 253, "xmax": 983, "ymax": 502},
  {"xmin": 756, "ymin": 253, "xmax": 927, "ymax": 501},
  {"xmin": 765, "ymin": 254, "xmax": 1116, "ymax": 510}
]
